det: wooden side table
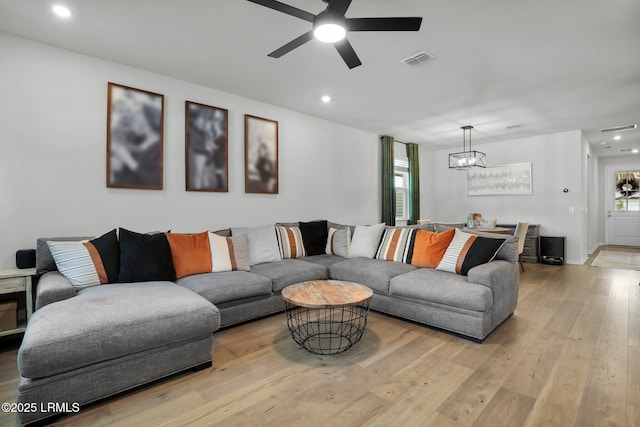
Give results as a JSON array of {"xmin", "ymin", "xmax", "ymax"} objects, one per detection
[{"xmin": 0, "ymin": 268, "xmax": 36, "ymax": 337}]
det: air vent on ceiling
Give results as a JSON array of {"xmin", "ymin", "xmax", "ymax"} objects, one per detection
[
  {"xmin": 401, "ymin": 51, "xmax": 435, "ymax": 66},
  {"xmin": 620, "ymin": 148, "xmax": 635, "ymax": 152},
  {"xmin": 505, "ymin": 123, "xmax": 525, "ymax": 129},
  {"xmin": 600, "ymin": 124, "xmax": 638, "ymax": 133}
]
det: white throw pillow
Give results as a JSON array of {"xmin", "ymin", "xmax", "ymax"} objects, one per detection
[
  {"xmin": 231, "ymin": 225, "xmax": 282, "ymax": 266},
  {"xmin": 326, "ymin": 227, "xmax": 351, "ymax": 258},
  {"xmin": 348, "ymin": 223, "xmax": 385, "ymax": 258}
]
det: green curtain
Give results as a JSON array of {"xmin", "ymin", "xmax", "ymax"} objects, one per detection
[
  {"xmin": 381, "ymin": 135, "xmax": 395, "ymax": 226},
  {"xmin": 406, "ymin": 143, "xmax": 421, "ymax": 225}
]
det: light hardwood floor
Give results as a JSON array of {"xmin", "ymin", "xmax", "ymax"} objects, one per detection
[{"xmin": 1, "ymin": 261, "xmax": 639, "ymax": 426}]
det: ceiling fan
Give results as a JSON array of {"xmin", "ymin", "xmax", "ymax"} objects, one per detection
[{"xmin": 247, "ymin": 0, "xmax": 423, "ymax": 69}]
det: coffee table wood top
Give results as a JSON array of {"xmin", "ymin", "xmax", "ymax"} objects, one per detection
[{"xmin": 282, "ymin": 280, "xmax": 373, "ymax": 308}]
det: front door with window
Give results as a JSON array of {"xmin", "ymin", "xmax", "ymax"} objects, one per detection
[{"xmin": 605, "ymin": 165, "xmax": 640, "ymax": 246}]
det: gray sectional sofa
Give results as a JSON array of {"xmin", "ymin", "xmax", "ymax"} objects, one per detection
[{"xmin": 16, "ymin": 223, "xmax": 519, "ymax": 425}]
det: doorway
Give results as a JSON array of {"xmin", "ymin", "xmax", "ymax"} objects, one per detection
[{"xmin": 604, "ymin": 164, "xmax": 640, "ymax": 246}]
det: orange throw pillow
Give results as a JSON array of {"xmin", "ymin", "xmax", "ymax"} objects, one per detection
[
  {"xmin": 411, "ymin": 228, "xmax": 455, "ymax": 268},
  {"xmin": 165, "ymin": 232, "xmax": 212, "ymax": 279}
]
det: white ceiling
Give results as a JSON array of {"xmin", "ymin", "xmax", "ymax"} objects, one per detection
[{"xmin": 1, "ymin": 0, "xmax": 639, "ymax": 157}]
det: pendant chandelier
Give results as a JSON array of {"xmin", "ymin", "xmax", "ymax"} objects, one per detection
[{"xmin": 449, "ymin": 125, "xmax": 487, "ymax": 170}]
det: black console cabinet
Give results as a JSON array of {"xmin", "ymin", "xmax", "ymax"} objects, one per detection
[{"xmin": 539, "ymin": 236, "xmax": 565, "ymax": 265}]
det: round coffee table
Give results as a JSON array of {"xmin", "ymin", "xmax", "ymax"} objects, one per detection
[{"xmin": 281, "ymin": 280, "xmax": 373, "ymax": 355}]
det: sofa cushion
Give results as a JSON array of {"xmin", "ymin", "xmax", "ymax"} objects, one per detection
[
  {"xmin": 411, "ymin": 228, "xmax": 455, "ymax": 268},
  {"xmin": 37, "ymin": 235, "xmax": 98, "ymax": 275},
  {"xmin": 18, "ymin": 281, "xmax": 219, "ymax": 379},
  {"xmin": 436, "ymin": 229, "xmax": 506, "ymax": 276},
  {"xmin": 231, "ymin": 224, "xmax": 282, "ymax": 266},
  {"xmin": 299, "ymin": 220, "xmax": 328, "ymax": 256},
  {"xmin": 208, "ymin": 233, "xmax": 251, "ymax": 272},
  {"xmin": 250, "ymin": 259, "xmax": 327, "ymax": 293},
  {"xmin": 325, "ymin": 227, "xmax": 351, "ymax": 257},
  {"xmin": 119, "ymin": 228, "xmax": 176, "ymax": 282},
  {"xmin": 348, "ymin": 223, "xmax": 385, "ymax": 258},
  {"xmin": 46, "ymin": 229, "xmax": 120, "ymax": 288},
  {"xmin": 177, "ymin": 271, "xmax": 272, "ymax": 304},
  {"xmin": 329, "ymin": 258, "xmax": 416, "ymax": 294},
  {"xmin": 390, "ymin": 268, "xmax": 493, "ymax": 312},
  {"xmin": 275, "ymin": 226, "xmax": 307, "ymax": 259},
  {"xmin": 437, "ymin": 225, "xmax": 517, "ymax": 263},
  {"xmin": 375, "ymin": 227, "xmax": 417, "ymax": 263},
  {"xmin": 165, "ymin": 231, "xmax": 212, "ymax": 279}
]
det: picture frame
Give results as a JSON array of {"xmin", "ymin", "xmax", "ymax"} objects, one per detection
[
  {"xmin": 467, "ymin": 162, "xmax": 532, "ymax": 196},
  {"xmin": 106, "ymin": 82, "xmax": 164, "ymax": 190},
  {"xmin": 244, "ymin": 114, "xmax": 278, "ymax": 194},
  {"xmin": 185, "ymin": 101, "xmax": 229, "ymax": 192}
]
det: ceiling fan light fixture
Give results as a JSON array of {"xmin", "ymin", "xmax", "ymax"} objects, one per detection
[{"xmin": 313, "ymin": 23, "xmax": 346, "ymax": 43}]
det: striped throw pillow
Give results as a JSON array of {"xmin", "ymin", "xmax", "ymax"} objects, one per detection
[
  {"xmin": 326, "ymin": 227, "xmax": 351, "ymax": 257},
  {"xmin": 208, "ymin": 232, "xmax": 251, "ymax": 272},
  {"xmin": 275, "ymin": 226, "xmax": 307, "ymax": 259},
  {"xmin": 375, "ymin": 227, "xmax": 418, "ymax": 263},
  {"xmin": 47, "ymin": 229, "xmax": 120, "ymax": 289},
  {"xmin": 436, "ymin": 228, "xmax": 506, "ymax": 275}
]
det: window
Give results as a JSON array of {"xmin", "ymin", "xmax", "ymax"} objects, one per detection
[
  {"xmin": 614, "ymin": 170, "xmax": 640, "ymax": 212},
  {"xmin": 395, "ymin": 160, "xmax": 409, "ymax": 221}
]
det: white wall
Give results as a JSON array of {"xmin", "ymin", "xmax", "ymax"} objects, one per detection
[
  {"xmin": 0, "ymin": 33, "xmax": 379, "ymax": 268},
  {"xmin": 428, "ymin": 130, "xmax": 588, "ymax": 264}
]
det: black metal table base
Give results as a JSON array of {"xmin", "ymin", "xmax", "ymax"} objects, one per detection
[{"xmin": 284, "ymin": 301, "xmax": 370, "ymax": 354}]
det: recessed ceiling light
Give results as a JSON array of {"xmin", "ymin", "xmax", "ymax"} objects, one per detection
[
  {"xmin": 633, "ymin": 148, "xmax": 639, "ymax": 154},
  {"xmin": 321, "ymin": 95, "xmax": 331, "ymax": 103},
  {"xmin": 614, "ymin": 135, "xmax": 622, "ymax": 140},
  {"xmin": 52, "ymin": 4, "xmax": 72, "ymax": 18},
  {"xmin": 599, "ymin": 141, "xmax": 607, "ymax": 146}
]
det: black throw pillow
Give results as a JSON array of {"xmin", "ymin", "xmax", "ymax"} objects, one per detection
[
  {"xmin": 118, "ymin": 228, "xmax": 176, "ymax": 283},
  {"xmin": 90, "ymin": 229, "xmax": 120, "ymax": 283},
  {"xmin": 298, "ymin": 220, "xmax": 328, "ymax": 256}
]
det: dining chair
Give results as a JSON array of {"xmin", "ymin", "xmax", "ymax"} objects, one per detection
[{"xmin": 514, "ymin": 222, "xmax": 529, "ymax": 272}]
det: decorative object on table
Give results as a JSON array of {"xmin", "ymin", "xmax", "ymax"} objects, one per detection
[
  {"xmin": 185, "ymin": 101, "xmax": 228, "ymax": 192},
  {"xmin": 467, "ymin": 162, "xmax": 532, "ymax": 196},
  {"xmin": 466, "ymin": 213, "xmax": 476, "ymax": 229},
  {"xmin": 244, "ymin": 114, "xmax": 278, "ymax": 194},
  {"xmin": 106, "ymin": 83, "xmax": 164, "ymax": 190},
  {"xmin": 466, "ymin": 212, "xmax": 485, "ymax": 228},
  {"xmin": 449, "ymin": 125, "xmax": 486, "ymax": 170},
  {"xmin": 246, "ymin": 0, "xmax": 422, "ymax": 69}
]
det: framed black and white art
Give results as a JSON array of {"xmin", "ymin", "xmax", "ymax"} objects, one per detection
[
  {"xmin": 244, "ymin": 114, "xmax": 278, "ymax": 194},
  {"xmin": 106, "ymin": 83, "xmax": 164, "ymax": 190},
  {"xmin": 185, "ymin": 101, "xmax": 229, "ymax": 192}
]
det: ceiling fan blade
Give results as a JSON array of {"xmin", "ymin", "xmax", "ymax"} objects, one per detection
[
  {"xmin": 247, "ymin": 0, "xmax": 315, "ymax": 22},
  {"xmin": 334, "ymin": 39, "xmax": 362, "ymax": 69},
  {"xmin": 346, "ymin": 17, "xmax": 422, "ymax": 32},
  {"xmin": 268, "ymin": 31, "xmax": 314, "ymax": 58},
  {"xmin": 326, "ymin": 0, "xmax": 352, "ymax": 17}
]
